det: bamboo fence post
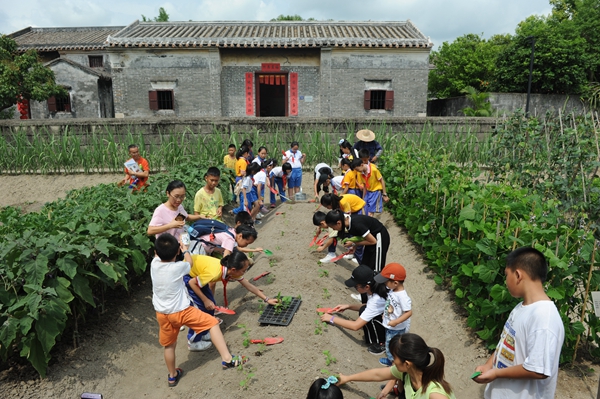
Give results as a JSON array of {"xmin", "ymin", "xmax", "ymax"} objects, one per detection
[
  {"xmin": 457, "ymin": 198, "xmax": 464, "ymax": 244},
  {"xmin": 572, "ymin": 238, "xmax": 597, "ymax": 364},
  {"xmin": 512, "ymin": 227, "xmax": 520, "ymax": 251}
]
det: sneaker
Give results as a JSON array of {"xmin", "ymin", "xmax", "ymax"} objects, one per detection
[
  {"xmin": 270, "ymin": 204, "xmax": 276, "ymax": 208},
  {"xmin": 256, "ymin": 213, "xmax": 264, "ymax": 220},
  {"xmin": 255, "ymin": 220, "xmax": 262, "ymax": 225},
  {"xmin": 350, "ymin": 293, "xmax": 362, "ymax": 302},
  {"xmin": 343, "ymin": 254, "xmax": 354, "ymax": 260},
  {"xmin": 201, "ymin": 332, "xmax": 211, "ymax": 341},
  {"xmin": 379, "ymin": 357, "xmax": 393, "ymax": 366},
  {"xmin": 188, "ymin": 340, "xmax": 213, "ymax": 352},
  {"xmin": 222, "ymin": 355, "xmax": 249, "ymax": 369},
  {"xmin": 320, "ymin": 253, "xmax": 337, "ymax": 263},
  {"xmin": 168, "ymin": 368, "xmax": 183, "ymax": 387},
  {"xmin": 260, "ymin": 206, "xmax": 270, "ymax": 214},
  {"xmin": 367, "ymin": 343, "xmax": 386, "ymax": 355},
  {"xmin": 351, "ymin": 258, "xmax": 358, "ymax": 264}
]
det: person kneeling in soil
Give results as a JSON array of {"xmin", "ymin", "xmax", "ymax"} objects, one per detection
[
  {"xmin": 150, "ymin": 233, "xmax": 247, "ymax": 387},
  {"xmin": 184, "ymin": 250, "xmax": 280, "ymax": 350},
  {"xmin": 319, "ymin": 265, "xmax": 387, "ymax": 356},
  {"xmin": 337, "ymin": 333, "xmax": 455, "ymax": 399}
]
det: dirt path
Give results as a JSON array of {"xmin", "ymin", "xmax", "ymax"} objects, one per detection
[{"xmin": 0, "ymin": 174, "xmax": 597, "ymax": 398}]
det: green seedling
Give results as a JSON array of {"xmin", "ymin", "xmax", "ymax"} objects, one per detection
[
  {"xmin": 258, "ymin": 301, "xmax": 266, "ymax": 314},
  {"xmin": 254, "ymin": 343, "xmax": 267, "ymax": 356},
  {"xmin": 314, "ymin": 318, "xmax": 325, "ymax": 335},
  {"xmin": 281, "ymin": 230, "xmax": 285, "ymax": 236},
  {"xmin": 322, "ymin": 288, "xmax": 331, "ymax": 300},
  {"xmin": 239, "ymin": 366, "xmax": 255, "ymax": 389},
  {"xmin": 276, "ymin": 246, "xmax": 281, "ymax": 250},
  {"xmin": 266, "ymin": 274, "xmax": 275, "ymax": 284},
  {"xmin": 323, "ymin": 350, "xmax": 337, "ymax": 366},
  {"xmin": 319, "ymin": 269, "xmax": 329, "ymax": 278},
  {"xmin": 237, "ymin": 323, "xmax": 251, "ymax": 348},
  {"xmin": 274, "ymin": 292, "xmax": 294, "ymax": 314},
  {"xmin": 340, "ymin": 236, "xmax": 363, "ymax": 244},
  {"xmin": 247, "ymin": 252, "xmax": 254, "ymax": 259},
  {"xmin": 269, "ymin": 259, "xmax": 277, "ymax": 267}
]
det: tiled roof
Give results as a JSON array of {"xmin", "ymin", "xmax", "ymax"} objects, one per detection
[
  {"xmin": 45, "ymin": 58, "xmax": 111, "ymax": 80},
  {"xmin": 10, "ymin": 26, "xmax": 125, "ymax": 52},
  {"xmin": 107, "ymin": 20, "xmax": 432, "ymax": 49}
]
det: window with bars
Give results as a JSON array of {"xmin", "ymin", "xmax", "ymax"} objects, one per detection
[
  {"xmin": 363, "ymin": 90, "xmax": 394, "ymax": 111},
  {"xmin": 88, "ymin": 56, "xmax": 103, "ymax": 68},
  {"xmin": 47, "ymin": 94, "xmax": 71, "ymax": 112},
  {"xmin": 149, "ymin": 90, "xmax": 174, "ymax": 110}
]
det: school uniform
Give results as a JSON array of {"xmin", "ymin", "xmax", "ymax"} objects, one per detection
[
  {"xmin": 283, "ymin": 149, "xmax": 304, "ymax": 188},
  {"xmin": 362, "ymin": 163, "xmax": 384, "ymax": 214},
  {"xmin": 344, "ymin": 214, "xmax": 390, "ymax": 273},
  {"xmin": 269, "ymin": 166, "xmax": 288, "ymax": 205}
]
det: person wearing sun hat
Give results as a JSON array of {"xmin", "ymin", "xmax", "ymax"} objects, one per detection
[
  {"xmin": 319, "ymin": 265, "xmax": 388, "ymax": 356},
  {"xmin": 352, "ymin": 129, "xmax": 383, "ymax": 163},
  {"xmin": 374, "ymin": 263, "xmax": 413, "ymax": 367}
]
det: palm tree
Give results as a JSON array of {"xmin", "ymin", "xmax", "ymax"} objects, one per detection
[{"xmin": 461, "ymin": 86, "xmax": 493, "ymax": 116}]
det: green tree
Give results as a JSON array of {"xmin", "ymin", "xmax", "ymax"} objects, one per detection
[
  {"xmin": 461, "ymin": 86, "xmax": 493, "ymax": 116},
  {"xmin": 271, "ymin": 14, "xmax": 315, "ymax": 21},
  {"xmin": 492, "ymin": 15, "xmax": 588, "ymax": 94},
  {"xmin": 0, "ymin": 35, "xmax": 66, "ymax": 114},
  {"xmin": 142, "ymin": 7, "xmax": 169, "ymax": 22},
  {"xmin": 428, "ymin": 33, "xmax": 510, "ymax": 98}
]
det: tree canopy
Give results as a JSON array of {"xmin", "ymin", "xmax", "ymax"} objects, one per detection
[
  {"xmin": 428, "ymin": 33, "xmax": 510, "ymax": 98},
  {"xmin": 142, "ymin": 7, "xmax": 169, "ymax": 22},
  {"xmin": 428, "ymin": 0, "xmax": 599, "ymax": 98},
  {"xmin": 271, "ymin": 14, "xmax": 314, "ymax": 21},
  {"xmin": 0, "ymin": 35, "xmax": 66, "ymax": 113}
]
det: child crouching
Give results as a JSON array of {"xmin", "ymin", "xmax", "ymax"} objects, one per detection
[{"xmin": 151, "ymin": 233, "xmax": 247, "ymax": 387}]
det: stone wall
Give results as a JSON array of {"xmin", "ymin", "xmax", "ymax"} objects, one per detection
[
  {"xmin": 428, "ymin": 93, "xmax": 587, "ymax": 116},
  {"xmin": 0, "ymin": 117, "xmax": 498, "ymax": 147}
]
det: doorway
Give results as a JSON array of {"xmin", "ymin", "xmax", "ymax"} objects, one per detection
[{"xmin": 256, "ymin": 73, "xmax": 288, "ymax": 117}]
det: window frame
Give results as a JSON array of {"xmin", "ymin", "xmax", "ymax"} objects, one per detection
[
  {"xmin": 149, "ymin": 90, "xmax": 174, "ymax": 110},
  {"xmin": 88, "ymin": 55, "xmax": 104, "ymax": 68},
  {"xmin": 364, "ymin": 89, "xmax": 394, "ymax": 111}
]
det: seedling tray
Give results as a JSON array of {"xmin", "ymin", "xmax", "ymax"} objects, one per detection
[{"xmin": 258, "ymin": 297, "xmax": 302, "ymax": 326}]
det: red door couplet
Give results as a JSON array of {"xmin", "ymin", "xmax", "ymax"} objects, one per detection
[
  {"xmin": 289, "ymin": 72, "xmax": 298, "ymax": 116},
  {"xmin": 245, "ymin": 72, "xmax": 254, "ymax": 115}
]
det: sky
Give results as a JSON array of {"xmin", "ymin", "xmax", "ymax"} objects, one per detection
[{"xmin": 0, "ymin": 0, "xmax": 553, "ymax": 49}]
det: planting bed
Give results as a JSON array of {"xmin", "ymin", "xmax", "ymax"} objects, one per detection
[{"xmin": 0, "ymin": 173, "xmax": 597, "ymax": 399}]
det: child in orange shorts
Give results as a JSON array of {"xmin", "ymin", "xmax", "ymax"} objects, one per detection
[{"xmin": 151, "ymin": 233, "xmax": 247, "ymax": 387}]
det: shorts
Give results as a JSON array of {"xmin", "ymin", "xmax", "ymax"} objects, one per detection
[
  {"xmin": 288, "ymin": 168, "xmax": 302, "ymax": 188},
  {"xmin": 156, "ymin": 306, "xmax": 219, "ymax": 347},
  {"xmin": 347, "ymin": 188, "xmax": 362, "ymax": 198},
  {"xmin": 364, "ymin": 190, "xmax": 383, "ymax": 214}
]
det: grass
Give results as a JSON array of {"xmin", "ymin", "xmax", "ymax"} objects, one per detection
[{"xmin": 0, "ymin": 122, "xmax": 494, "ymax": 174}]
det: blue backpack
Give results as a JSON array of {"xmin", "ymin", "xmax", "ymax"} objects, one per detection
[{"xmin": 187, "ymin": 219, "xmax": 234, "ymax": 252}]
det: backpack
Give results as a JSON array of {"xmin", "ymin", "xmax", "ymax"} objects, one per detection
[
  {"xmin": 233, "ymin": 179, "xmax": 243, "ymax": 196},
  {"xmin": 188, "ymin": 219, "xmax": 235, "ymax": 253}
]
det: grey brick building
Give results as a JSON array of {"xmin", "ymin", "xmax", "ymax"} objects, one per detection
[{"xmin": 10, "ymin": 20, "xmax": 432, "ymax": 119}]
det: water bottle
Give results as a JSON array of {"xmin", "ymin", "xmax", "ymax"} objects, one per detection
[{"xmin": 187, "ymin": 225, "xmax": 199, "ymax": 238}]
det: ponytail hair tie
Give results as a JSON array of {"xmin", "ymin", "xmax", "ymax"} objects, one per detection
[
  {"xmin": 321, "ymin": 375, "xmax": 338, "ymax": 389},
  {"xmin": 427, "ymin": 348, "xmax": 435, "ymax": 367}
]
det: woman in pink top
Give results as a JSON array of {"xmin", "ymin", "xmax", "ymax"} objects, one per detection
[{"xmin": 147, "ymin": 180, "xmax": 202, "ymax": 240}]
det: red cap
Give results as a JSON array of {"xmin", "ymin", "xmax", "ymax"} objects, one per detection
[{"xmin": 374, "ymin": 263, "xmax": 407, "ymax": 283}]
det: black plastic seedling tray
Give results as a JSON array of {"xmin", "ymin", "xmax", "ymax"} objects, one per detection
[{"xmin": 258, "ymin": 297, "xmax": 302, "ymax": 326}]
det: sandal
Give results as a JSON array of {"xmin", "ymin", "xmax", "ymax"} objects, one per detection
[
  {"xmin": 222, "ymin": 355, "xmax": 249, "ymax": 369},
  {"xmin": 168, "ymin": 368, "xmax": 183, "ymax": 387}
]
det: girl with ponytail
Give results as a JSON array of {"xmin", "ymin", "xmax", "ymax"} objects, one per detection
[
  {"xmin": 183, "ymin": 250, "xmax": 279, "ymax": 350},
  {"xmin": 337, "ymin": 333, "xmax": 455, "ymax": 399}
]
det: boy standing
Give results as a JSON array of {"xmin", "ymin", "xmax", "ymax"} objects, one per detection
[
  {"xmin": 223, "ymin": 144, "xmax": 237, "ymax": 170},
  {"xmin": 358, "ymin": 149, "xmax": 389, "ymax": 216},
  {"xmin": 194, "ymin": 167, "xmax": 224, "ymax": 221},
  {"xmin": 473, "ymin": 247, "xmax": 564, "ymax": 398},
  {"xmin": 151, "ymin": 233, "xmax": 247, "ymax": 387},
  {"xmin": 374, "ymin": 263, "xmax": 412, "ymax": 366}
]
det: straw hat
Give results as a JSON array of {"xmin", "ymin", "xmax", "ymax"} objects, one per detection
[{"xmin": 356, "ymin": 129, "xmax": 376, "ymax": 142}]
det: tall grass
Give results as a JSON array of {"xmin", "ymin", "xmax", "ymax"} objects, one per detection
[{"xmin": 0, "ymin": 123, "xmax": 493, "ymax": 174}]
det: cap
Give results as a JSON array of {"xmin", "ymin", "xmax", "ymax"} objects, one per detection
[
  {"xmin": 374, "ymin": 263, "xmax": 407, "ymax": 283},
  {"xmin": 356, "ymin": 129, "xmax": 376, "ymax": 143},
  {"xmin": 345, "ymin": 265, "xmax": 376, "ymax": 287}
]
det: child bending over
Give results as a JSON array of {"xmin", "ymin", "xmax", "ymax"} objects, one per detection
[{"xmin": 150, "ymin": 233, "xmax": 247, "ymax": 387}]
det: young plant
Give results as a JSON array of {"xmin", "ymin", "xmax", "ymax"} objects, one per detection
[
  {"xmin": 258, "ymin": 301, "xmax": 266, "ymax": 315},
  {"xmin": 269, "ymin": 258, "xmax": 277, "ymax": 267},
  {"xmin": 237, "ymin": 323, "xmax": 251, "ymax": 348},
  {"xmin": 323, "ymin": 350, "xmax": 337, "ymax": 366},
  {"xmin": 280, "ymin": 230, "xmax": 285, "ymax": 236},
  {"xmin": 254, "ymin": 343, "xmax": 267, "ymax": 357},
  {"xmin": 319, "ymin": 269, "xmax": 329, "ymax": 278},
  {"xmin": 266, "ymin": 274, "xmax": 275, "ymax": 284},
  {"xmin": 322, "ymin": 288, "xmax": 331, "ymax": 300},
  {"xmin": 239, "ymin": 366, "xmax": 255, "ymax": 389},
  {"xmin": 314, "ymin": 318, "xmax": 325, "ymax": 335}
]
